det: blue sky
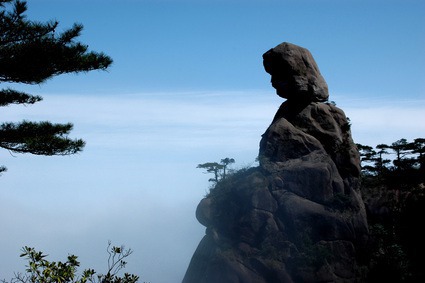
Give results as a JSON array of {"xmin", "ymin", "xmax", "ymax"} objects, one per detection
[{"xmin": 1, "ymin": 1, "xmax": 424, "ymax": 282}]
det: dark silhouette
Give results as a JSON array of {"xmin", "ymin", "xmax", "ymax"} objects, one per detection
[
  {"xmin": 184, "ymin": 42, "xmax": 369, "ymax": 283},
  {"xmin": 0, "ymin": 0, "xmax": 112, "ymax": 173}
]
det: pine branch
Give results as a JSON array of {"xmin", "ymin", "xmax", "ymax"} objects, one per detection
[
  {"xmin": 0, "ymin": 120, "xmax": 85, "ymax": 155},
  {"xmin": 0, "ymin": 88, "xmax": 42, "ymax": 106},
  {"xmin": 0, "ymin": 1, "xmax": 112, "ymax": 84}
]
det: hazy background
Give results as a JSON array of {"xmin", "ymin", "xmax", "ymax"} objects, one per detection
[{"xmin": 1, "ymin": 1, "xmax": 424, "ymax": 282}]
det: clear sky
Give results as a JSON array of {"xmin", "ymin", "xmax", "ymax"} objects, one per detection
[{"xmin": 1, "ymin": 1, "xmax": 424, "ymax": 282}]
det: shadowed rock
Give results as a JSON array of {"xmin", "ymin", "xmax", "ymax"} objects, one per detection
[
  {"xmin": 263, "ymin": 42, "xmax": 329, "ymax": 103},
  {"xmin": 183, "ymin": 42, "xmax": 369, "ymax": 283}
]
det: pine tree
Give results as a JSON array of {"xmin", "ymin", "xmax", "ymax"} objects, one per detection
[
  {"xmin": 197, "ymin": 158, "xmax": 236, "ymax": 185},
  {"xmin": 0, "ymin": 0, "xmax": 113, "ymax": 173},
  {"xmin": 356, "ymin": 143, "xmax": 378, "ymax": 176}
]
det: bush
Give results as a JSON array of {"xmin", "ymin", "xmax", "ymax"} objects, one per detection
[{"xmin": 1, "ymin": 242, "xmax": 143, "ymax": 283}]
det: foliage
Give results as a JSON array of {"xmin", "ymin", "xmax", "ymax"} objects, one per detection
[
  {"xmin": 358, "ymin": 138, "xmax": 425, "ymax": 281},
  {"xmin": 360, "ymin": 183, "xmax": 425, "ymax": 282},
  {"xmin": 1, "ymin": 242, "xmax": 143, "ymax": 283},
  {"xmin": 367, "ymin": 224, "xmax": 411, "ymax": 282},
  {"xmin": 0, "ymin": 0, "xmax": 113, "ymax": 172},
  {"xmin": 206, "ymin": 165, "xmax": 259, "ymax": 201},
  {"xmin": 356, "ymin": 137, "xmax": 424, "ymax": 187},
  {"xmin": 288, "ymin": 231, "xmax": 332, "ymax": 274},
  {"xmin": 341, "ymin": 117, "xmax": 351, "ymax": 133},
  {"xmin": 196, "ymin": 157, "xmax": 235, "ymax": 185}
]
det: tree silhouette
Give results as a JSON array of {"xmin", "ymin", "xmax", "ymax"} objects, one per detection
[
  {"xmin": 0, "ymin": 0, "xmax": 113, "ymax": 173},
  {"xmin": 357, "ymin": 143, "xmax": 378, "ymax": 176},
  {"xmin": 358, "ymin": 138, "xmax": 425, "ymax": 281},
  {"xmin": 388, "ymin": 139, "xmax": 415, "ymax": 171},
  {"xmin": 197, "ymin": 162, "xmax": 224, "ymax": 184},
  {"xmin": 197, "ymin": 157, "xmax": 236, "ymax": 185},
  {"xmin": 412, "ymin": 138, "xmax": 425, "ymax": 168},
  {"xmin": 358, "ymin": 138, "xmax": 424, "ymax": 186},
  {"xmin": 1, "ymin": 242, "xmax": 140, "ymax": 283},
  {"xmin": 220, "ymin": 157, "xmax": 235, "ymax": 180}
]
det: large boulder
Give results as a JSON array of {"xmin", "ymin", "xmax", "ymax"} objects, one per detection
[
  {"xmin": 183, "ymin": 42, "xmax": 369, "ymax": 283},
  {"xmin": 263, "ymin": 42, "xmax": 329, "ymax": 102}
]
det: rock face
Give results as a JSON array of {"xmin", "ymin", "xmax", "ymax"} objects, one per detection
[
  {"xmin": 182, "ymin": 42, "xmax": 369, "ymax": 283},
  {"xmin": 263, "ymin": 42, "xmax": 329, "ymax": 102}
]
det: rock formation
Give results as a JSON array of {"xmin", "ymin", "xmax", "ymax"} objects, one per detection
[{"xmin": 183, "ymin": 42, "xmax": 369, "ymax": 283}]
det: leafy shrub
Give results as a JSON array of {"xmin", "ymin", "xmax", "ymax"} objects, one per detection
[{"xmin": 1, "ymin": 242, "xmax": 143, "ymax": 283}]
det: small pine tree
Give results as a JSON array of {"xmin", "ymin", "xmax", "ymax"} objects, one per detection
[{"xmin": 197, "ymin": 157, "xmax": 235, "ymax": 185}]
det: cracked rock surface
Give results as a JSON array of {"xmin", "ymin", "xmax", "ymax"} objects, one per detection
[{"xmin": 182, "ymin": 42, "xmax": 369, "ymax": 283}]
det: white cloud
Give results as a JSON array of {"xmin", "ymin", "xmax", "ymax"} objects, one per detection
[{"xmin": 333, "ymin": 95, "xmax": 425, "ymax": 146}]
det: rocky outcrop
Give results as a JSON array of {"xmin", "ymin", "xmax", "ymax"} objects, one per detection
[
  {"xmin": 263, "ymin": 42, "xmax": 329, "ymax": 102},
  {"xmin": 183, "ymin": 42, "xmax": 369, "ymax": 283}
]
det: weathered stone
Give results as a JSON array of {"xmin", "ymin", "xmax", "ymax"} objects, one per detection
[
  {"xmin": 182, "ymin": 42, "xmax": 369, "ymax": 283},
  {"xmin": 196, "ymin": 197, "xmax": 213, "ymax": 227},
  {"xmin": 266, "ymin": 101, "xmax": 361, "ymax": 178},
  {"xmin": 259, "ymin": 118, "xmax": 325, "ymax": 163},
  {"xmin": 263, "ymin": 42, "xmax": 329, "ymax": 102}
]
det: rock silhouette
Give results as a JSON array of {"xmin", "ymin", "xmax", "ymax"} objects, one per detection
[
  {"xmin": 263, "ymin": 42, "xmax": 329, "ymax": 103},
  {"xmin": 183, "ymin": 42, "xmax": 369, "ymax": 283}
]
